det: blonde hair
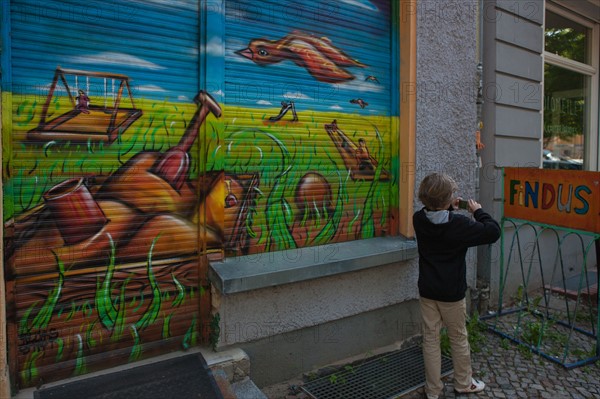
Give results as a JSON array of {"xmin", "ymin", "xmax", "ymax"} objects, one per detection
[{"xmin": 418, "ymin": 173, "xmax": 458, "ymax": 210}]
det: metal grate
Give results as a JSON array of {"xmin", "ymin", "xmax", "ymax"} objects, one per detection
[
  {"xmin": 301, "ymin": 346, "xmax": 453, "ymax": 399},
  {"xmin": 34, "ymin": 354, "xmax": 223, "ymax": 399}
]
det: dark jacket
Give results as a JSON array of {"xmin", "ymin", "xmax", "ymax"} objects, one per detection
[{"xmin": 413, "ymin": 207, "xmax": 500, "ymax": 302}]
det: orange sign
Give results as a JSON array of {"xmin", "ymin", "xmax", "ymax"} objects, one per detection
[{"xmin": 503, "ymin": 168, "xmax": 600, "ymax": 233}]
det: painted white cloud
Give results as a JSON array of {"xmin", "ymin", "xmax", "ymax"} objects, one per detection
[
  {"xmin": 339, "ymin": 73, "xmax": 384, "ymax": 93},
  {"xmin": 127, "ymin": 0, "xmax": 196, "ymax": 11},
  {"xmin": 137, "ymin": 84, "xmax": 167, "ymax": 93},
  {"xmin": 69, "ymin": 52, "xmax": 166, "ymax": 71},
  {"xmin": 205, "ymin": 36, "xmax": 223, "ymax": 57},
  {"xmin": 257, "ymin": 100, "xmax": 272, "ymax": 105},
  {"xmin": 330, "ymin": 105, "xmax": 343, "ymax": 110},
  {"xmin": 228, "ymin": 7, "xmax": 247, "ymax": 21},
  {"xmin": 46, "ymin": 84, "xmax": 67, "ymax": 93},
  {"xmin": 283, "ymin": 92, "xmax": 312, "ymax": 100},
  {"xmin": 210, "ymin": 90, "xmax": 224, "ymax": 102},
  {"xmin": 206, "ymin": 1, "xmax": 225, "ymax": 15},
  {"xmin": 339, "ymin": 0, "xmax": 379, "ymax": 11}
]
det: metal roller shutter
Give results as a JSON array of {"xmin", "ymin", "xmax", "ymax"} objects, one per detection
[
  {"xmin": 3, "ymin": 0, "xmax": 213, "ymax": 388},
  {"xmin": 222, "ymin": 0, "xmax": 398, "ymax": 255}
]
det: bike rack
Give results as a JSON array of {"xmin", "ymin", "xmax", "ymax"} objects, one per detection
[{"xmin": 484, "ymin": 218, "xmax": 600, "ymax": 369}]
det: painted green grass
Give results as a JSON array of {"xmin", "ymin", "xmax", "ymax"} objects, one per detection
[
  {"xmin": 223, "ymin": 106, "xmax": 398, "ymax": 249},
  {"xmin": 5, "ymin": 96, "xmax": 399, "ymax": 248},
  {"xmin": 18, "ymin": 233, "xmax": 201, "ymax": 384},
  {"xmin": 4, "ymin": 95, "xmax": 203, "ymax": 221},
  {"xmin": 8, "ymin": 94, "xmax": 399, "ymax": 384}
]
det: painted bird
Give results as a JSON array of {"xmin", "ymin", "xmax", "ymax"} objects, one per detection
[
  {"xmin": 365, "ymin": 75, "xmax": 380, "ymax": 83},
  {"xmin": 236, "ymin": 31, "xmax": 367, "ymax": 83},
  {"xmin": 350, "ymin": 98, "xmax": 369, "ymax": 109}
]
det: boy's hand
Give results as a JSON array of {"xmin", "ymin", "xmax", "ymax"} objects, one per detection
[{"xmin": 468, "ymin": 199, "xmax": 482, "ymax": 213}]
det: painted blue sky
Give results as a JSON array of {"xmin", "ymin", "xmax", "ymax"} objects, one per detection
[
  {"xmin": 213, "ymin": 0, "xmax": 394, "ymax": 116},
  {"xmin": 6, "ymin": 0, "xmax": 395, "ymax": 115}
]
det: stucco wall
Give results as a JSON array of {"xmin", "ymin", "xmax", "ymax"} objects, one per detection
[
  {"xmin": 214, "ymin": 260, "xmax": 419, "ymax": 347},
  {"xmin": 415, "ymin": 0, "xmax": 479, "ymax": 196},
  {"xmin": 414, "ymin": 0, "xmax": 480, "ymax": 289},
  {"xmin": 214, "ymin": 259, "xmax": 423, "ymax": 387}
]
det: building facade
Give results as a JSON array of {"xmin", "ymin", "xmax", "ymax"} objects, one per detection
[
  {"xmin": 0, "ymin": 0, "xmax": 598, "ymax": 395},
  {"xmin": 480, "ymin": 0, "xmax": 599, "ymax": 306}
]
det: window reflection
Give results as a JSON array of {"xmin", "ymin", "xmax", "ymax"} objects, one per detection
[
  {"xmin": 545, "ymin": 11, "xmax": 590, "ymax": 65},
  {"xmin": 543, "ymin": 64, "xmax": 587, "ymax": 170}
]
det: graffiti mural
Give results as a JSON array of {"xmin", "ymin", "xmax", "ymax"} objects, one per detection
[
  {"xmin": 6, "ymin": 85, "xmax": 223, "ymax": 386},
  {"xmin": 219, "ymin": 0, "xmax": 398, "ymax": 253},
  {"xmin": 2, "ymin": 0, "xmax": 398, "ymax": 389},
  {"xmin": 2, "ymin": 0, "xmax": 223, "ymax": 388}
]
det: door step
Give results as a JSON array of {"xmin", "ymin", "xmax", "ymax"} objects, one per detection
[{"xmin": 13, "ymin": 347, "xmax": 263, "ymax": 399}]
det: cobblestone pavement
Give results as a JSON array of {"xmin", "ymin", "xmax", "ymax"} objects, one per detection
[
  {"xmin": 401, "ymin": 330, "xmax": 600, "ymax": 399},
  {"xmin": 262, "ymin": 329, "xmax": 600, "ymax": 399}
]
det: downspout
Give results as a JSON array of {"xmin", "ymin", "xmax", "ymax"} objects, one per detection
[
  {"xmin": 474, "ymin": 0, "xmax": 492, "ymax": 315},
  {"xmin": 475, "ymin": 0, "xmax": 484, "ymax": 193}
]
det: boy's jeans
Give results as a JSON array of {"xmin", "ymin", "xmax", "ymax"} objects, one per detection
[{"xmin": 420, "ymin": 297, "xmax": 473, "ymax": 397}]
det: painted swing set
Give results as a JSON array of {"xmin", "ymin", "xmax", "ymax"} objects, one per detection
[{"xmin": 28, "ymin": 66, "xmax": 143, "ymax": 143}]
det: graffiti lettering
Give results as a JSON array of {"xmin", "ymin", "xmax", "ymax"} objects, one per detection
[{"xmin": 18, "ymin": 329, "xmax": 59, "ymax": 355}]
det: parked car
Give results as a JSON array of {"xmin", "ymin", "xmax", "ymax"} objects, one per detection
[{"xmin": 543, "ymin": 149, "xmax": 583, "ymax": 170}]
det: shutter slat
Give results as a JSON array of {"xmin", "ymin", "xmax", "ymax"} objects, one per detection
[{"xmin": 223, "ymin": 0, "xmax": 395, "ymax": 255}]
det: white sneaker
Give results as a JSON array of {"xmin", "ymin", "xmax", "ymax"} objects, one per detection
[{"xmin": 455, "ymin": 378, "xmax": 485, "ymax": 394}]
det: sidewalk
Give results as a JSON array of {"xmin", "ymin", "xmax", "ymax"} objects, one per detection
[
  {"xmin": 262, "ymin": 329, "xmax": 600, "ymax": 399},
  {"xmin": 402, "ymin": 329, "xmax": 600, "ymax": 399}
]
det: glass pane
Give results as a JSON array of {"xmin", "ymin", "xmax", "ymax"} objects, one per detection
[
  {"xmin": 545, "ymin": 11, "xmax": 590, "ymax": 65},
  {"xmin": 543, "ymin": 64, "xmax": 587, "ymax": 170}
]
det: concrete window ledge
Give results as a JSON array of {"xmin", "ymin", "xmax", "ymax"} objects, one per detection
[{"xmin": 209, "ymin": 236, "xmax": 418, "ymax": 294}]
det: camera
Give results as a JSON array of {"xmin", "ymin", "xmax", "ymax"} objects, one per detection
[{"xmin": 458, "ymin": 199, "xmax": 469, "ymax": 210}]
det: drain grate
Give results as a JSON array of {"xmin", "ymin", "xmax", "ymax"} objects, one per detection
[{"xmin": 301, "ymin": 345, "xmax": 452, "ymax": 399}]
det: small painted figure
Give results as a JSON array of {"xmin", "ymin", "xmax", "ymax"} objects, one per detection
[
  {"xmin": 269, "ymin": 101, "xmax": 298, "ymax": 122},
  {"xmin": 355, "ymin": 138, "xmax": 374, "ymax": 171},
  {"xmin": 225, "ymin": 179, "xmax": 238, "ymax": 208},
  {"xmin": 76, "ymin": 89, "xmax": 90, "ymax": 114},
  {"xmin": 350, "ymin": 98, "xmax": 368, "ymax": 109}
]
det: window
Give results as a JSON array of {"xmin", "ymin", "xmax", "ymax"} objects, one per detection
[{"xmin": 544, "ymin": 7, "xmax": 599, "ymax": 171}]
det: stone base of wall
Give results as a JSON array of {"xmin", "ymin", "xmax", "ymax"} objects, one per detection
[{"xmin": 219, "ymin": 300, "xmax": 421, "ymax": 387}]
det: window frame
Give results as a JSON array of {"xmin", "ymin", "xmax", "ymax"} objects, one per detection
[{"xmin": 544, "ymin": 3, "xmax": 600, "ymax": 171}]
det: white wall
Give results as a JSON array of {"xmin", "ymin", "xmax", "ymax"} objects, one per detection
[{"xmin": 481, "ymin": 0, "xmax": 546, "ymax": 303}]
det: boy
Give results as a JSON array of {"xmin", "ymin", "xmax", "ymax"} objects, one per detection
[{"xmin": 413, "ymin": 173, "xmax": 500, "ymax": 399}]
